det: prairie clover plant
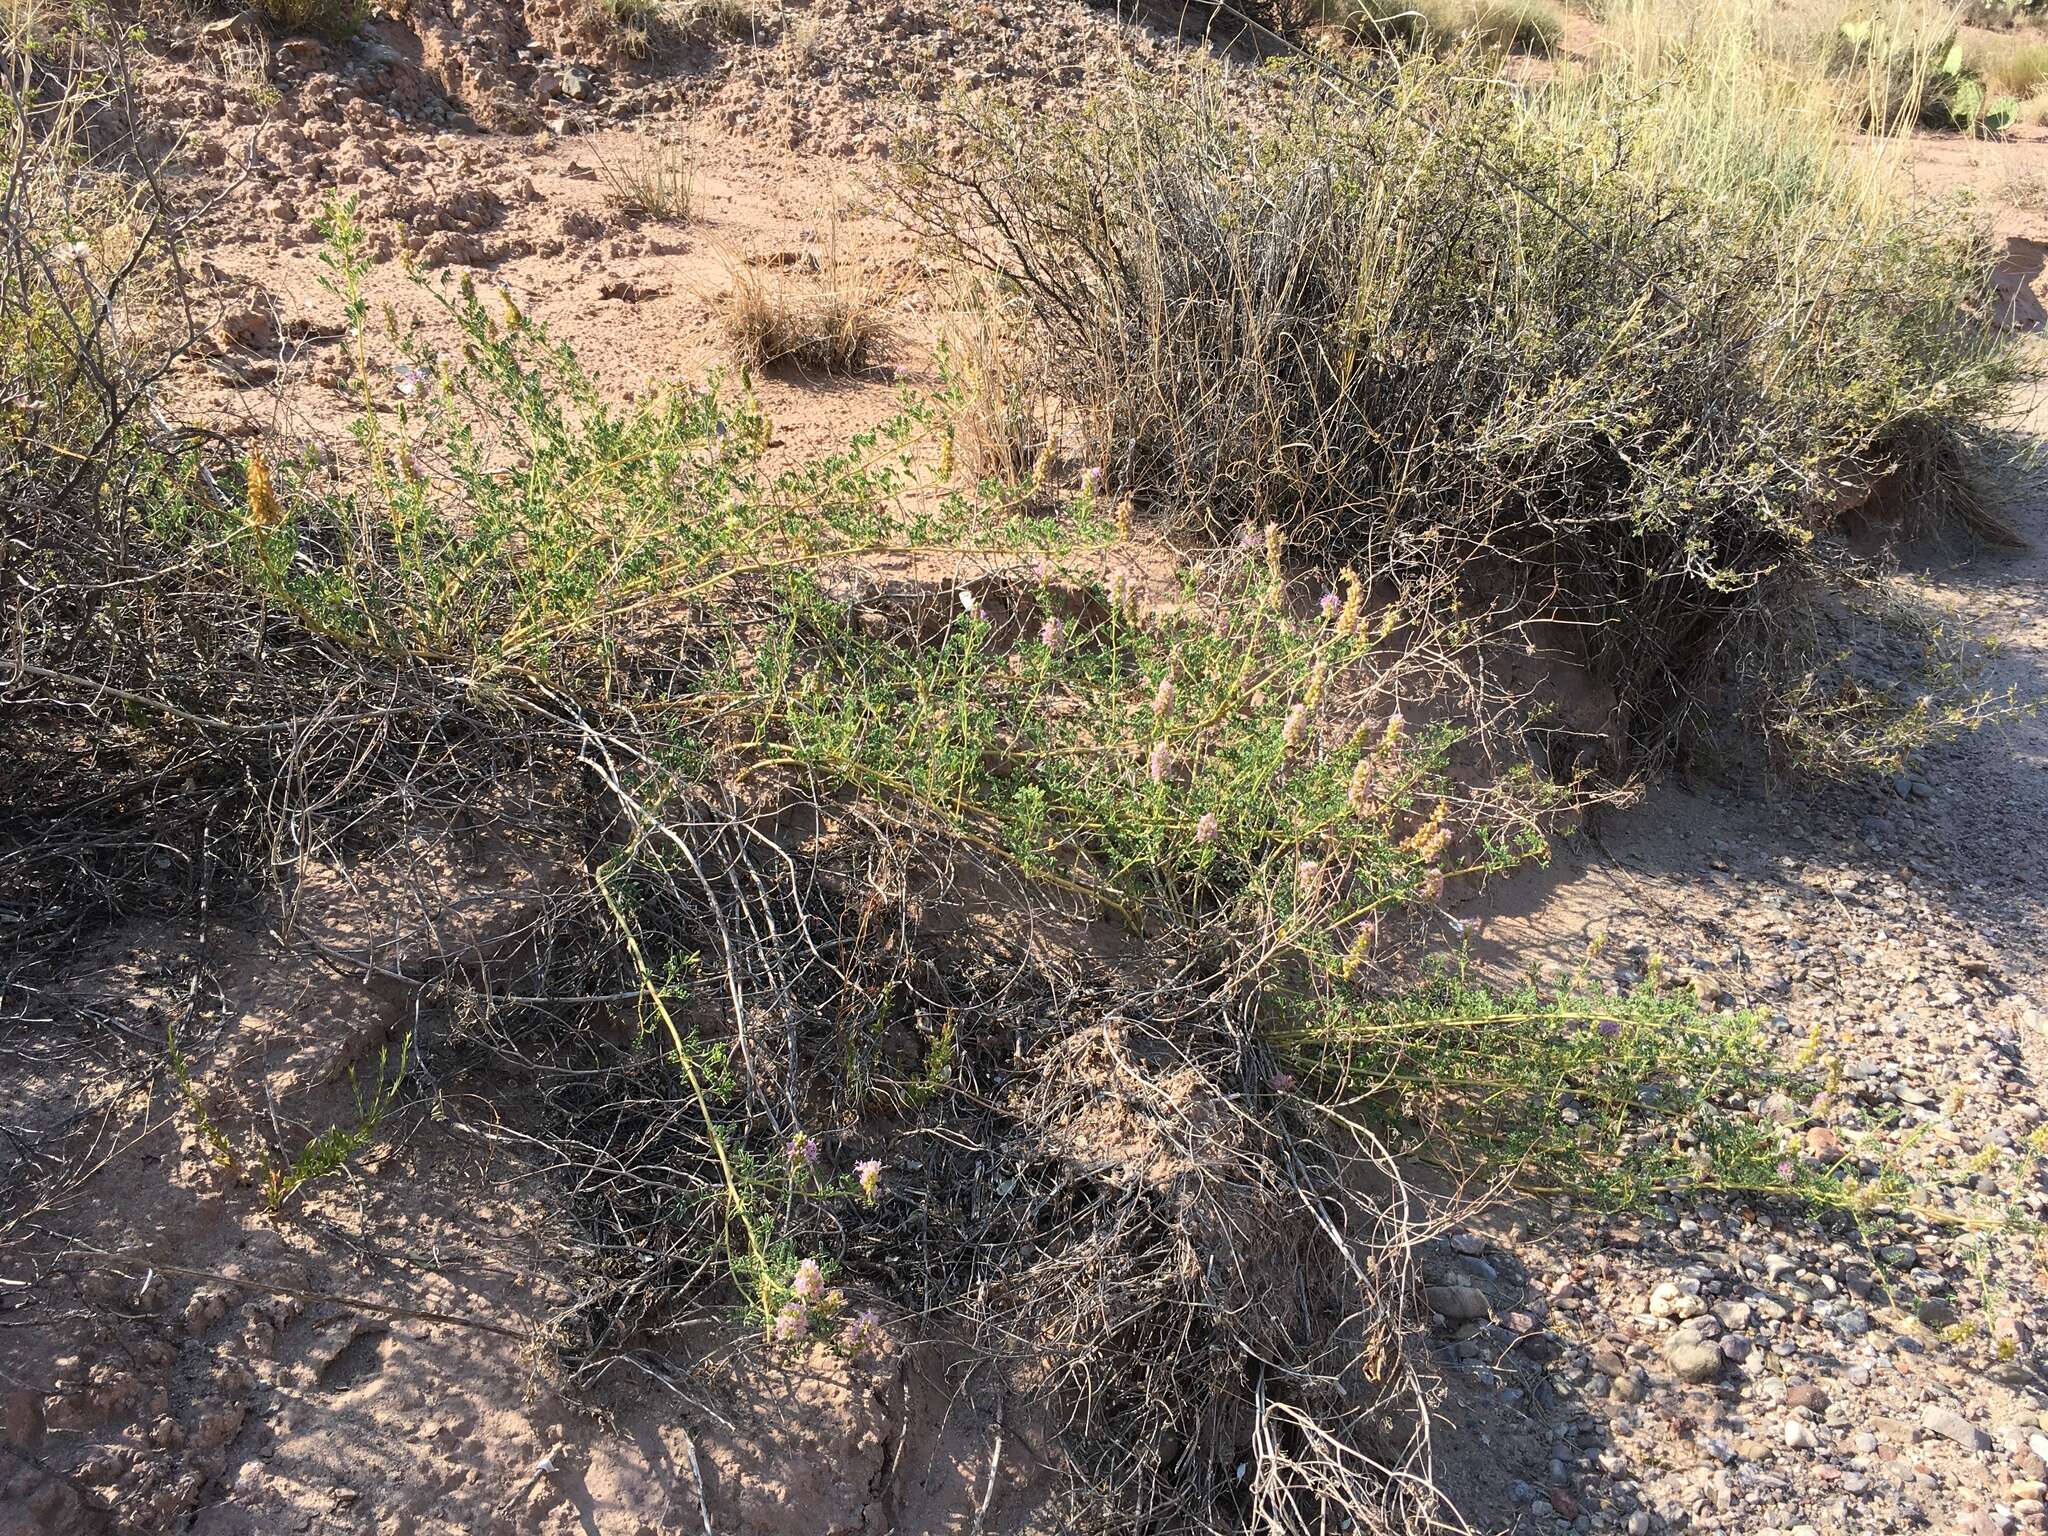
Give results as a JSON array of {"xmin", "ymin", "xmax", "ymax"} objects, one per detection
[{"xmin": 218, "ymin": 198, "xmax": 1558, "ymax": 954}]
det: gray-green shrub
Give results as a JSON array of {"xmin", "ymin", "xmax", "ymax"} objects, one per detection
[{"xmin": 888, "ymin": 58, "xmax": 2021, "ymax": 751}]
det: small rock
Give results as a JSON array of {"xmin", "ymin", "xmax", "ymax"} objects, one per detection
[
  {"xmin": 1627, "ymin": 1514, "xmax": 1651, "ymax": 1536},
  {"xmin": 1667, "ymin": 1339, "xmax": 1724, "ymax": 1384},
  {"xmin": 1650, "ymin": 1280, "xmax": 1705, "ymax": 1320},
  {"xmin": 1786, "ymin": 1384, "xmax": 1831, "ymax": 1413},
  {"xmin": 2, "ymin": 1389, "xmax": 45, "ymax": 1449},
  {"xmin": 1713, "ymin": 1300, "xmax": 1752, "ymax": 1330},
  {"xmin": 1424, "ymin": 1285, "xmax": 1490, "ymax": 1321},
  {"xmin": 200, "ymin": 10, "xmax": 263, "ymax": 43},
  {"xmin": 1784, "ymin": 1418, "xmax": 1821, "ymax": 1450},
  {"xmin": 1805, "ymin": 1126, "xmax": 1848, "ymax": 1159},
  {"xmin": 2029, "ymin": 1433, "xmax": 2048, "ymax": 1464},
  {"xmin": 1922, "ymin": 1405, "xmax": 1991, "ymax": 1453}
]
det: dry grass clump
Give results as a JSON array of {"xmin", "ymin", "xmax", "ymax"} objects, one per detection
[
  {"xmin": 1326, "ymin": 0, "xmax": 1557, "ymax": 51},
  {"xmin": 1463, "ymin": 0, "xmax": 1562, "ymax": 51},
  {"xmin": 720, "ymin": 249, "xmax": 888, "ymax": 375},
  {"xmin": 672, "ymin": 0, "xmax": 759, "ymax": 37},
  {"xmin": 258, "ymin": 0, "xmax": 363, "ymax": 35},
  {"xmin": 939, "ymin": 298, "xmax": 1061, "ymax": 485},
  {"xmin": 1327, "ymin": 0, "xmax": 1460, "ymax": 46},
  {"xmin": 1978, "ymin": 34, "xmax": 2048, "ymax": 94},
  {"xmin": 595, "ymin": 138, "xmax": 694, "ymax": 219}
]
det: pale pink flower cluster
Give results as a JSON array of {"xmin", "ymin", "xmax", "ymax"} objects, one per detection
[
  {"xmin": 1151, "ymin": 675, "xmax": 1175, "ymax": 721},
  {"xmin": 842, "ymin": 1309, "xmax": 886, "ymax": 1357},
  {"xmin": 856, "ymin": 1159, "xmax": 883, "ymax": 1204},
  {"xmin": 1281, "ymin": 703, "xmax": 1310, "ymax": 751},
  {"xmin": 773, "ymin": 1302, "xmax": 809, "ymax": 1343}
]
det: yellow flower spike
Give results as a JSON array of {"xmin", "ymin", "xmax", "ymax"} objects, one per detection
[
  {"xmin": 1263, "ymin": 521, "xmax": 1282, "ymax": 579},
  {"xmin": 1340, "ymin": 923, "xmax": 1375, "ymax": 981},
  {"xmin": 1114, "ymin": 498, "xmax": 1134, "ymax": 542},
  {"xmin": 500, "ymin": 288, "xmax": 524, "ymax": 330},
  {"xmin": 245, "ymin": 451, "xmax": 285, "ymax": 530},
  {"xmin": 1303, "ymin": 657, "xmax": 1327, "ymax": 711},
  {"xmin": 1336, "ymin": 568, "xmax": 1364, "ymax": 639},
  {"xmin": 937, "ymin": 430, "xmax": 955, "ymax": 482},
  {"xmin": 1029, "ymin": 434, "xmax": 1055, "ymax": 490},
  {"xmin": 381, "ymin": 302, "xmax": 400, "ymax": 344}
]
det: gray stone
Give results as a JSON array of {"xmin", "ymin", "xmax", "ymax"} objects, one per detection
[
  {"xmin": 1424, "ymin": 1285, "xmax": 1491, "ymax": 1321},
  {"xmin": 1667, "ymin": 1340, "xmax": 1724, "ymax": 1384},
  {"xmin": 1922, "ymin": 1405, "xmax": 1991, "ymax": 1454}
]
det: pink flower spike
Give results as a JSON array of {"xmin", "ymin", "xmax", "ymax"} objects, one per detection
[
  {"xmin": 1195, "ymin": 812, "xmax": 1219, "ymax": 844},
  {"xmin": 773, "ymin": 1301, "xmax": 810, "ymax": 1343},
  {"xmin": 1148, "ymin": 740, "xmax": 1171, "ymax": 785},
  {"xmin": 856, "ymin": 1159, "xmax": 883, "ymax": 1203},
  {"xmin": 792, "ymin": 1258, "xmax": 824, "ymax": 1302}
]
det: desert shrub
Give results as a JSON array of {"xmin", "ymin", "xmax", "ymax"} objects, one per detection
[{"xmin": 887, "ymin": 58, "xmax": 2020, "ymax": 752}]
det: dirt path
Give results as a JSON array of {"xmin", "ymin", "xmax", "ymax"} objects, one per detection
[{"xmin": 1422, "ymin": 370, "xmax": 2048, "ymax": 1534}]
